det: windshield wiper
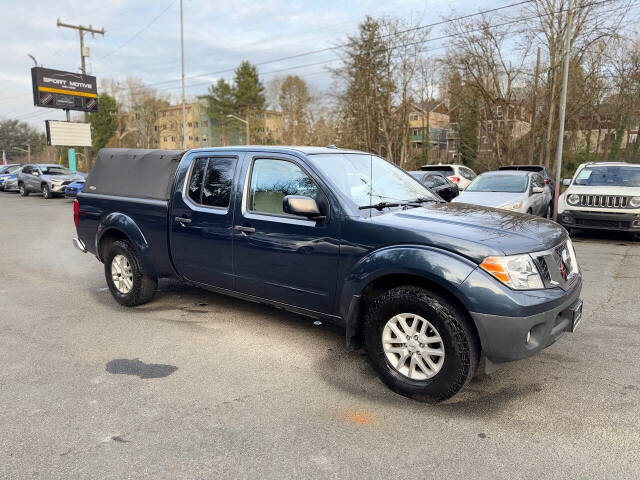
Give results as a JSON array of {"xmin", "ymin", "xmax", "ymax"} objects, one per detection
[{"xmin": 359, "ymin": 201, "xmax": 402, "ymax": 211}]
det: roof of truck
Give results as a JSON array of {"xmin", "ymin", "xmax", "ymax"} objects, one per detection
[{"xmin": 187, "ymin": 146, "xmax": 366, "ymax": 155}]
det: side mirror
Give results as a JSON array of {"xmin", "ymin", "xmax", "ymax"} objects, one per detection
[
  {"xmin": 562, "ymin": 178, "xmax": 571, "ymax": 187},
  {"xmin": 283, "ymin": 195, "xmax": 325, "ymax": 220},
  {"xmin": 532, "ymin": 186, "xmax": 544, "ymax": 194}
]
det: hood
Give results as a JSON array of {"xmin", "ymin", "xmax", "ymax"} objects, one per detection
[
  {"xmin": 43, "ymin": 173, "xmax": 85, "ymax": 182},
  {"xmin": 453, "ymin": 191, "xmax": 526, "ymax": 208},
  {"xmin": 567, "ymin": 185, "xmax": 640, "ymax": 196},
  {"xmin": 370, "ymin": 202, "xmax": 566, "ymax": 263}
]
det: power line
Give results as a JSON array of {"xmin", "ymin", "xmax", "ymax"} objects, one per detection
[{"xmin": 96, "ymin": 0, "xmax": 177, "ymax": 61}]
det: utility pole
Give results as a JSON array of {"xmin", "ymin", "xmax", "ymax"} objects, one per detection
[
  {"xmin": 528, "ymin": 47, "xmax": 541, "ymax": 165},
  {"xmin": 57, "ymin": 19, "xmax": 105, "ymax": 170},
  {"xmin": 553, "ymin": 0, "xmax": 574, "ymax": 221},
  {"xmin": 180, "ymin": 0, "xmax": 187, "ymax": 149}
]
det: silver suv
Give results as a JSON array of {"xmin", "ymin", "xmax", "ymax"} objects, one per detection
[{"xmin": 17, "ymin": 164, "xmax": 86, "ymax": 199}]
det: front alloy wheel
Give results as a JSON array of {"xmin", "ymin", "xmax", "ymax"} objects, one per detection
[{"xmin": 382, "ymin": 313, "xmax": 445, "ymax": 381}]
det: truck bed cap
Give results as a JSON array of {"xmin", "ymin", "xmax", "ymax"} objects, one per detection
[{"xmin": 84, "ymin": 148, "xmax": 185, "ymax": 200}]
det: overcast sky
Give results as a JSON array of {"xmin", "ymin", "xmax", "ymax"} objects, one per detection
[{"xmin": 0, "ymin": 0, "xmax": 572, "ymax": 130}]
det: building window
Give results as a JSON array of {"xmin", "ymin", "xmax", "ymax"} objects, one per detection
[
  {"xmin": 154, "ymin": 126, "xmax": 157, "ymax": 131},
  {"xmin": 413, "ymin": 129, "xmax": 419, "ymax": 137},
  {"xmin": 188, "ymin": 122, "xmax": 192, "ymax": 128},
  {"xmin": 189, "ymin": 136, "xmax": 193, "ymax": 141},
  {"xmin": 194, "ymin": 121, "xmax": 199, "ymax": 128},
  {"xmin": 496, "ymin": 106, "xmax": 503, "ymax": 118},
  {"xmin": 164, "ymin": 137, "xmax": 167, "ymax": 142},
  {"xmin": 202, "ymin": 120, "xmax": 208, "ymax": 127},
  {"xmin": 195, "ymin": 136, "xmax": 199, "ymax": 141},
  {"xmin": 171, "ymin": 136, "xmax": 175, "ymax": 142},
  {"xmin": 162, "ymin": 112, "xmax": 166, "ymax": 117}
]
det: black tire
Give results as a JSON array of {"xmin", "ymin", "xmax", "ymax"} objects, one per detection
[
  {"xmin": 19, "ymin": 183, "xmax": 28, "ymax": 196},
  {"xmin": 41, "ymin": 184, "xmax": 51, "ymax": 199},
  {"xmin": 526, "ymin": 208, "xmax": 533, "ymax": 215},
  {"xmin": 104, "ymin": 240, "xmax": 157, "ymax": 307},
  {"xmin": 364, "ymin": 286, "xmax": 480, "ymax": 402}
]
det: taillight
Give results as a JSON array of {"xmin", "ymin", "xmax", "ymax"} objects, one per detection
[
  {"xmin": 450, "ymin": 176, "xmax": 460, "ymax": 183},
  {"xmin": 73, "ymin": 199, "xmax": 79, "ymax": 227},
  {"xmin": 545, "ymin": 179, "xmax": 550, "ymax": 184}
]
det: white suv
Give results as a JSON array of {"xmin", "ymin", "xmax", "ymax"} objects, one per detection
[
  {"xmin": 419, "ymin": 164, "xmax": 477, "ymax": 190},
  {"xmin": 558, "ymin": 162, "xmax": 640, "ymax": 239}
]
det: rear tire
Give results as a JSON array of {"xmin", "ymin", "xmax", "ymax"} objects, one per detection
[
  {"xmin": 41, "ymin": 184, "xmax": 51, "ymax": 199},
  {"xmin": 364, "ymin": 285, "xmax": 479, "ymax": 402},
  {"xmin": 104, "ymin": 240, "xmax": 157, "ymax": 306},
  {"xmin": 19, "ymin": 183, "xmax": 28, "ymax": 196}
]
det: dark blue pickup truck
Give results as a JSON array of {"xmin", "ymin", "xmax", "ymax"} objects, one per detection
[{"xmin": 73, "ymin": 147, "xmax": 583, "ymax": 401}]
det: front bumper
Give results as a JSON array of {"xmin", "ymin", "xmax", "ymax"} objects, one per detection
[
  {"xmin": 3, "ymin": 180, "xmax": 18, "ymax": 191},
  {"xmin": 469, "ymin": 275, "xmax": 583, "ymax": 363},
  {"xmin": 559, "ymin": 209, "xmax": 640, "ymax": 232}
]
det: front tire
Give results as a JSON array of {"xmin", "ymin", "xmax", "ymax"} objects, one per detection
[
  {"xmin": 42, "ymin": 184, "xmax": 51, "ymax": 199},
  {"xmin": 364, "ymin": 286, "xmax": 479, "ymax": 402},
  {"xmin": 19, "ymin": 183, "xmax": 28, "ymax": 196},
  {"xmin": 104, "ymin": 240, "xmax": 157, "ymax": 306}
]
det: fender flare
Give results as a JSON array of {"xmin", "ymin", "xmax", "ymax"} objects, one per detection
[
  {"xmin": 339, "ymin": 245, "xmax": 478, "ymax": 343},
  {"xmin": 95, "ymin": 212, "xmax": 156, "ymax": 277}
]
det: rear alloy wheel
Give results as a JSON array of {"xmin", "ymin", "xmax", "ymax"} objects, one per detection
[
  {"xmin": 365, "ymin": 286, "xmax": 479, "ymax": 402},
  {"xmin": 41, "ymin": 184, "xmax": 51, "ymax": 199},
  {"xmin": 19, "ymin": 183, "xmax": 28, "ymax": 196},
  {"xmin": 104, "ymin": 240, "xmax": 157, "ymax": 306}
]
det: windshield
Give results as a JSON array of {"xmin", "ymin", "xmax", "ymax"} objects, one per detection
[
  {"xmin": 0, "ymin": 165, "xmax": 20, "ymax": 174},
  {"xmin": 308, "ymin": 153, "xmax": 436, "ymax": 208},
  {"xmin": 421, "ymin": 166, "xmax": 454, "ymax": 175},
  {"xmin": 466, "ymin": 174, "xmax": 528, "ymax": 193},
  {"xmin": 40, "ymin": 166, "xmax": 72, "ymax": 176},
  {"xmin": 573, "ymin": 166, "xmax": 640, "ymax": 187}
]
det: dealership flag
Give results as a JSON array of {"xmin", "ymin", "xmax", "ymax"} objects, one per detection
[{"xmin": 2, "ymin": 150, "xmax": 6, "ymax": 165}]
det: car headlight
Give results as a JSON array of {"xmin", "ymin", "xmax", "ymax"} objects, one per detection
[
  {"xmin": 630, "ymin": 196, "xmax": 640, "ymax": 208},
  {"xmin": 567, "ymin": 194, "xmax": 580, "ymax": 205},
  {"xmin": 480, "ymin": 254, "xmax": 544, "ymax": 290},
  {"xmin": 499, "ymin": 201, "xmax": 523, "ymax": 211}
]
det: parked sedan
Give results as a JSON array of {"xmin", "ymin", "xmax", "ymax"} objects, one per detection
[
  {"xmin": 1, "ymin": 166, "xmax": 24, "ymax": 192},
  {"xmin": 453, "ymin": 170, "xmax": 552, "ymax": 217},
  {"xmin": 17, "ymin": 164, "xmax": 87, "ymax": 199},
  {"xmin": 409, "ymin": 171, "xmax": 459, "ymax": 201},
  {"xmin": 64, "ymin": 179, "xmax": 85, "ymax": 198},
  {"xmin": 0, "ymin": 164, "xmax": 21, "ymax": 191}
]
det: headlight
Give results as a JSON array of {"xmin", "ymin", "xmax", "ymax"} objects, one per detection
[
  {"xmin": 630, "ymin": 196, "xmax": 640, "ymax": 208},
  {"xmin": 480, "ymin": 254, "xmax": 544, "ymax": 290},
  {"xmin": 499, "ymin": 201, "xmax": 523, "ymax": 211},
  {"xmin": 567, "ymin": 194, "xmax": 580, "ymax": 205}
]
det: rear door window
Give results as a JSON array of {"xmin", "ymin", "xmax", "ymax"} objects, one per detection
[
  {"xmin": 420, "ymin": 166, "xmax": 454, "ymax": 175},
  {"xmin": 187, "ymin": 157, "xmax": 237, "ymax": 208}
]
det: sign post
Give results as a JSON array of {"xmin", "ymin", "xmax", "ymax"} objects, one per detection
[{"xmin": 68, "ymin": 149, "xmax": 76, "ymax": 172}]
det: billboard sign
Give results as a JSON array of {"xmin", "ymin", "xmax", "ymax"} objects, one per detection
[
  {"xmin": 31, "ymin": 67, "xmax": 98, "ymax": 113},
  {"xmin": 45, "ymin": 120, "xmax": 92, "ymax": 147}
]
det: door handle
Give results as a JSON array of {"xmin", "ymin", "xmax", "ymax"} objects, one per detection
[
  {"xmin": 175, "ymin": 216, "xmax": 191, "ymax": 225},
  {"xmin": 234, "ymin": 225, "xmax": 256, "ymax": 233}
]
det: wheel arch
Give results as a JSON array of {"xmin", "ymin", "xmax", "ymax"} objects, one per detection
[
  {"xmin": 95, "ymin": 213, "xmax": 156, "ymax": 277},
  {"xmin": 340, "ymin": 246, "xmax": 480, "ymax": 347}
]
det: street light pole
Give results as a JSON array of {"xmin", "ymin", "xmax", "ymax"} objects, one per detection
[
  {"xmin": 226, "ymin": 114, "xmax": 250, "ymax": 145},
  {"xmin": 180, "ymin": 0, "xmax": 186, "ymax": 149},
  {"xmin": 553, "ymin": 0, "xmax": 574, "ymax": 221}
]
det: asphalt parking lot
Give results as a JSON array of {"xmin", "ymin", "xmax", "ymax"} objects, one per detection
[{"xmin": 1, "ymin": 192, "xmax": 639, "ymax": 480}]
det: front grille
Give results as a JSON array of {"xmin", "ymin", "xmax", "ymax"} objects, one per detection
[
  {"xmin": 62, "ymin": 181, "xmax": 72, "ymax": 185},
  {"xmin": 580, "ymin": 194, "xmax": 629, "ymax": 208},
  {"xmin": 534, "ymin": 241, "xmax": 578, "ymax": 290}
]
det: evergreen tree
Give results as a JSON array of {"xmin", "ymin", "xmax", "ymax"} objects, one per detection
[{"xmin": 89, "ymin": 93, "xmax": 117, "ymax": 155}]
